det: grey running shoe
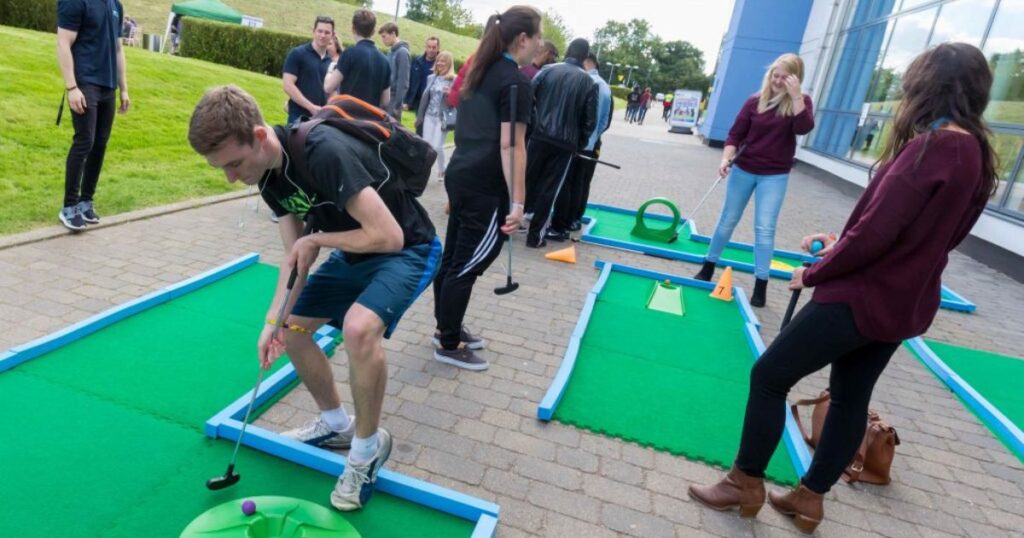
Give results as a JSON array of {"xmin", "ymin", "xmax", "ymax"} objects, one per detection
[
  {"xmin": 59, "ymin": 206, "xmax": 87, "ymax": 231},
  {"xmin": 282, "ymin": 415, "xmax": 355, "ymax": 449},
  {"xmin": 432, "ymin": 326, "xmax": 486, "ymax": 350},
  {"xmin": 433, "ymin": 346, "xmax": 489, "ymax": 371},
  {"xmin": 330, "ymin": 428, "xmax": 392, "ymax": 511},
  {"xmin": 77, "ymin": 201, "xmax": 100, "ymax": 224}
]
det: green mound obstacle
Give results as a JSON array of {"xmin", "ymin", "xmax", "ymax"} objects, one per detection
[
  {"xmin": 647, "ymin": 279, "xmax": 684, "ymax": 316},
  {"xmin": 181, "ymin": 496, "xmax": 361, "ymax": 538},
  {"xmin": 630, "ymin": 197, "xmax": 680, "ymax": 243}
]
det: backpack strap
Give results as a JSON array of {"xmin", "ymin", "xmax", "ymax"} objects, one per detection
[
  {"xmin": 286, "ymin": 118, "xmax": 324, "ymax": 187},
  {"xmin": 790, "ymin": 392, "xmax": 831, "ymax": 446}
]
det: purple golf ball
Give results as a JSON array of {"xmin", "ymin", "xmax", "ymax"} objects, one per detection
[{"xmin": 241, "ymin": 500, "xmax": 256, "ymax": 516}]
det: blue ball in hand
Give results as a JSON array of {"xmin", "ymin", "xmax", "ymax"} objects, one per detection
[{"xmin": 810, "ymin": 240, "xmax": 824, "ymax": 255}]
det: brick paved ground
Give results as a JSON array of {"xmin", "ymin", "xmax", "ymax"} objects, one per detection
[{"xmin": 2, "ymin": 112, "xmax": 1022, "ymax": 537}]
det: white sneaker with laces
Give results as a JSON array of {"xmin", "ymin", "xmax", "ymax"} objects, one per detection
[
  {"xmin": 331, "ymin": 428, "xmax": 392, "ymax": 511},
  {"xmin": 282, "ymin": 415, "xmax": 355, "ymax": 449}
]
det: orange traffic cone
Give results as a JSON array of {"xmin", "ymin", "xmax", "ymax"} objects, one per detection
[
  {"xmin": 710, "ymin": 266, "xmax": 734, "ymax": 301},
  {"xmin": 545, "ymin": 245, "xmax": 576, "ymax": 264}
]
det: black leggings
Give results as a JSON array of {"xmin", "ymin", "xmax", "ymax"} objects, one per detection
[
  {"xmin": 734, "ymin": 301, "xmax": 898, "ymax": 494},
  {"xmin": 65, "ymin": 84, "xmax": 116, "ymax": 208}
]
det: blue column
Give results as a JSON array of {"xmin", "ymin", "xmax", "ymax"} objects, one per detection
[{"xmin": 699, "ymin": 0, "xmax": 813, "ymax": 145}]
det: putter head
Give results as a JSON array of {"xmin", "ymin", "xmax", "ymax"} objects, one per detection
[
  {"xmin": 206, "ymin": 465, "xmax": 240, "ymax": 490},
  {"xmin": 494, "ymin": 282, "xmax": 519, "ymax": 295}
]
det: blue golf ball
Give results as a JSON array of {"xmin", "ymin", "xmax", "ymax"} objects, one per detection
[{"xmin": 810, "ymin": 240, "xmax": 824, "ymax": 255}]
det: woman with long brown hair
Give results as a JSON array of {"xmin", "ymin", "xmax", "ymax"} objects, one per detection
[
  {"xmin": 431, "ymin": 6, "xmax": 541, "ymax": 369},
  {"xmin": 688, "ymin": 42, "xmax": 997, "ymax": 534}
]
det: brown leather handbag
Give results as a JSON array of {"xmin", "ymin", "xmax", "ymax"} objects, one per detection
[{"xmin": 791, "ymin": 390, "xmax": 900, "ymax": 485}]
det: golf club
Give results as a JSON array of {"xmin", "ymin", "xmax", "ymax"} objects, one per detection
[
  {"xmin": 495, "ymin": 84, "xmax": 520, "ymax": 295},
  {"xmin": 781, "ymin": 262, "xmax": 812, "ymax": 329},
  {"xmin": 668, "ymin": 144, "xmax": 747, "ymax": 243},
  {"xmin": 206, "ymin": 217, "xmax": 316, "ymax": 490},
  {"xmin": 574, "ymin": 153, "xmax": 622, "ymax": 170}
]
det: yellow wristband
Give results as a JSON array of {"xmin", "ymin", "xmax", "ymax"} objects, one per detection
[{"xmin": 266, "ymin": 319, "xmax": 313, "ymax": 335}]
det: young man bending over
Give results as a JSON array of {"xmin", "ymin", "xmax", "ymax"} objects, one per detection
[{"xmin": 188, "ymin": 85, "xmax": 440, "ymax": 511}]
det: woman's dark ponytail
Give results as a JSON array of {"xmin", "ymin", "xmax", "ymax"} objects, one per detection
[{"xmin": 461, "ymin": 6, "xmax": 541, "ymax": 98}]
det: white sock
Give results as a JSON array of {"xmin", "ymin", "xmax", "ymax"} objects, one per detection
[
  {"xmin": 321, "ymin": 407, "xmax": 352, "ymax": 432},
  {"xmin": 349, "ymin": 432, "xmax": 379, "ymax": 464}
]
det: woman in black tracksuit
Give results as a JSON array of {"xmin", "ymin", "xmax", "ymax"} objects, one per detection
[{"xmin": 431, "ymin": 6, "xmax": 541, "ymax": 370}]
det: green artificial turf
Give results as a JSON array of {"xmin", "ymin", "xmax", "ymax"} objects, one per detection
[
  {"xmin": 584, "ymin": 206, "xmax": 803, "ymax": 274},
  {"xmin": 0, "ymin": 263, "xmax": 475, "ymax": 537},
  {"xmin": 553, "ymin": 270, "xmax": 800, "ymax": 485},
  {"xmin": 921, "ymin": 340, "xmax": 1024, "ymax": 461}
]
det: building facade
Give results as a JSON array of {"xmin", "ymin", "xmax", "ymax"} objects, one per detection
[{"xmin": 700, "ymin": 0, "xmax": 1024, "ymax": 265}]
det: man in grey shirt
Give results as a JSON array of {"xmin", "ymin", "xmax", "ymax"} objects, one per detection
[{"xmin": 378, "ymin": 22, "xmax": 410, "ymax": 121}]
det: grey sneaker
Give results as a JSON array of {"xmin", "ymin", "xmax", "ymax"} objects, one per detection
[
  {"xmin": 282, "ymin": 415, "xmax": 355, "ymax": 449},
  {"xmin": 331, "ymin": 428, "xmax": 392, "ymax": 511},
  {"xmin": 432, "ymin": 326, "xmax": 486, "ymax": 350},
  {"xmin": 77, "ymin": 201, "xmax": 100, "ymax": 224},
  {"xmin": 433, "ymin": 346, "xmax": 489, "ymax": 371},
  {"xmin": 59, "ymin": 206, "xmax": 87, "ymax": 231}
]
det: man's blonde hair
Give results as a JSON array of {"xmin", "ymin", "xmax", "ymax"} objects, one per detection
[{"xmin": 188, "ymin": 85, "xmax": 265, "ymax": 155}]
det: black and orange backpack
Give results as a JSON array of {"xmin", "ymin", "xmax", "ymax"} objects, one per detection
[{"xmin": 286, "ymin": 95, "xmax": 437, "ymax": 196}]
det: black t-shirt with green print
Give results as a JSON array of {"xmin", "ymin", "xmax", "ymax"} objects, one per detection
[{"xmin": 259, "ymin": 124, "xmax": 435, "ymax": 260}]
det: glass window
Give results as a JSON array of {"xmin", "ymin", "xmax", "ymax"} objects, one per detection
[
  {"xmin": 990, "ymin": 131, "xmax": 1024, "ymax": 207},
  {"xmin": 929, "ymin": 0, "xmax": 995, "ymax": 47},
  {"xmin": 851, "ymin": 0, "xmax": 900, "ymax": 26},
  {"xmin": 1006, "ymin": 174, "xmax": 1024, "ymax": 214},
  {"xmin": 982, "ymin": 0, "xmax": 1024, "ymax": 125},
  {"xmin": 850, "ymin": 116, "xmax": 891, "ymax": 165},
  {"xmin": 868, "ymin": 7, "xmax": 939, "ymax": 113},
  {"xmin": 899, "ymin": 0, "xmax": 939, "ymax": 11}
]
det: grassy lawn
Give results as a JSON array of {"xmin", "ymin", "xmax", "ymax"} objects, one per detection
[
  {"xmin": 127, "ymin": 0, "xmax": 479, "ymax": 61},
  {"xmin": 0, "ymin": 25, "xmax": 450, "ymax": 236}
]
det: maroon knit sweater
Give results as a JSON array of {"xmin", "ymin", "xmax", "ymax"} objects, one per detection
[
  {"xmin": 803, "ymin": 130, "xmax": 988, "ymax": 342},
  {"xmin": 726, "ymin": 94, "xmax": 815, "ymax": 175}
]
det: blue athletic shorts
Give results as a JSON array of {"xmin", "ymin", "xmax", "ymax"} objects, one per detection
[{"xmin": 291, "ymin": 237, "xmax": 441, "ymax": 338}]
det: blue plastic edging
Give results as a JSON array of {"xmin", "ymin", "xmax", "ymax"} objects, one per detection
[
  {"xmin": 742, "ymin": 322, "xmax": 813, "ymax": 478},
  {"xmin": 906, "ymin": 338, "xmax": 1023, "ymax": 459},
  {"xmin": 594, "ymin": 260, "xmax": 716, "ymax": 291},
  {"xmin": 538, "ymin": 293, "xmax": 595, "ymax": 421},
  {"xmin": 0, "ymin": 253, "xmax": 260, "ymax": 374},
  {"xmin": 939, "ymin": 285, "xmax": 977, "ymax": 313},
  {"xmin": 471, "ymin": 514, "xmax": 499, "ymax": 538},
  {"xmin": 689, "ymin": 230, "xmax": 818, "ymax": 264},
  {"xmin": 213, "ymin": 419, "xmax": 501, "ymax": 522},
  {"xmin": 734, "ymin": 287, "xmax": 761, "ymax": 330}
]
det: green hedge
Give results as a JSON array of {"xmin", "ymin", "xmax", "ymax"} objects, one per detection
[
  {"xmin": 610, "ymin": 85, "xmax": 633, "ymax": 101},
  {"xmin": 0, "ymin": 0, "xmax": 57, "ymax": 32},
  {"xmin": 179, "ymin": 18, "xmax": 312, "ymax": 76}
]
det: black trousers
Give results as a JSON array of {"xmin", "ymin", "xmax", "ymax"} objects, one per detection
[
  {"xmin": 569, "ymin": 141, "xmax": 601, "ymax": 224},
  {"xmin": 433, "ymin": 188, "xmax": 507, "ymax": 349},
  {"xmin": 65, "ymin": 84, "xmax": 116, "ymax": 208},
  {"xmin": 525, "ymin": 138, "xmax": 574, "ymax": 243},
  {"xmin": 734, "ymin": 301, "xmax": 898, "ymax": 494}
]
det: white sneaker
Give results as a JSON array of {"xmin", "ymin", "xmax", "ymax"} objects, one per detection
[
  {"xmin": 330, "ymin": 428, "xmax": 392, "ymax": 511},
  {"xmin": 282, "ymin": 415, "xmax": 355, "ymax": 449}
]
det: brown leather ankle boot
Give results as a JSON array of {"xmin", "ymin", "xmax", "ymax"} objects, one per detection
[
  {"xmin": 768, "ymin": 485, "xmax": 825, "ymax": 534},
  {"xmin": 687, "ymin": 466, "xmax": 765, "ymax": 517}
]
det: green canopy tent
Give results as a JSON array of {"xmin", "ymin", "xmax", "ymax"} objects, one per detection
[{"xmin": 162, "ymin": 0, "xmax": 245, "ymax": 52}]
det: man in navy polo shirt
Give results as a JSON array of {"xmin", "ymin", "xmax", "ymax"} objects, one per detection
[
  {"xmin": 283, "ymin": 16, "xmax": 335, "ymax": 125},
  {"xmin": 323, "ymin": 9, "xmax": 391, "ymax": 108},
  {"xmin": 56, "ymin": 0, "xmax": 130, "ymax": 232}
]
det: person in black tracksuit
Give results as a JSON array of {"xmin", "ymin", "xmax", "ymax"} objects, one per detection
[
  {"xmin": 431, "ymin": 6, "xmax": 540, "ymax": 370},
  {"xmin": 523, "ymin": 38, "xmax": 598, "ymax": 247}
]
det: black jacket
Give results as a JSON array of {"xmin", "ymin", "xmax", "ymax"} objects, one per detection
[{"xmin": 530, "ymin": 58, "xmax": 598, "ymax": 151}]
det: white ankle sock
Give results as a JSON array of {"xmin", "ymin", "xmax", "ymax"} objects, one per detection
[
  {"xmin": 321, "ymin": 407, "xmax": 352, "ymax": 432},
  {"xmin": 349, "ymin": 432, "xmax": 379, "ymax": 464}
]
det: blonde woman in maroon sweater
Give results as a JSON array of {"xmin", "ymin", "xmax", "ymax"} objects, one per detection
[{"xmin": 689, "ymin": 43, "xmax": 998, "ymax": 534}]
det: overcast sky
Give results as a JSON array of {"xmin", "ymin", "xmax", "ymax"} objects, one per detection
[{"xmin": 370, "ymin": 0, "xmax": 735, "ymax": 73}]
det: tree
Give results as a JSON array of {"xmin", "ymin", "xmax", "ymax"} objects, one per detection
[
  {"xmin": 542, "ymin": 10, "xmax": 571, "ymax": 57},
  {"xmin": 591, "ymin": 19, "xmax": 708, "ymax": 94}
]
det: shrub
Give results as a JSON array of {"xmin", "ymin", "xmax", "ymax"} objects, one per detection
[
  {"xmin": 179, "ymin": 18, "xmax": 311, "ymax": 76},
  {"xmin": 0, "ymin": 0, "xmax": 57, "ymax": 32}
]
